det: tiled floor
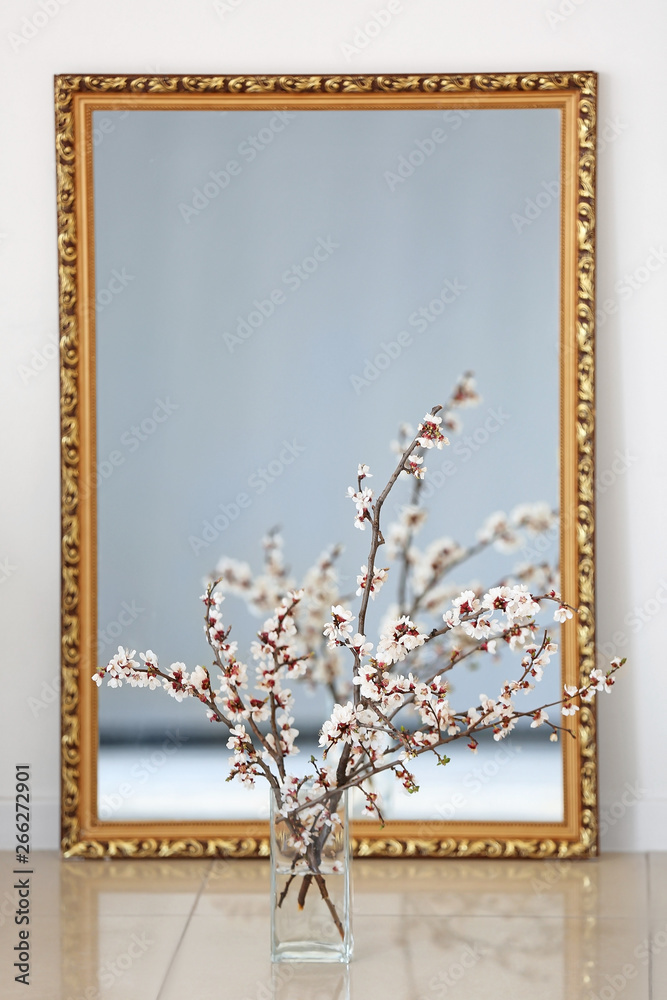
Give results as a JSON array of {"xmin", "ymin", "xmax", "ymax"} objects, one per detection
[{"xmin": 1, "ymin": 851, "xmax": 665, "ymax": 998}]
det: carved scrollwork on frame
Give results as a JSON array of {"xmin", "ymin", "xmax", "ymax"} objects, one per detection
[
  {"xmin": 55, "ymin": 70, "xmax": 597, "ymax": 97},
  {"xmin": 57, "ymin": 72, "xmax": 596, "ymax": 860}
]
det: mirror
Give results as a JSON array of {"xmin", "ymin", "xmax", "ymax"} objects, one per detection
[{"xmin": 57, "ymin": 72, "xmax": 597, "ymax": 858}]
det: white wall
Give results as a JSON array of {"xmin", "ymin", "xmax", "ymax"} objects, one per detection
[{"xmin": 0, "ymin": 0, "xmax": 665, "ymax": 851}]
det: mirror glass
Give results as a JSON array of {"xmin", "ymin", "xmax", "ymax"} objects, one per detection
[{"xmin": 92, "ymin": 106, "xmax": 563, "ymax": 824}]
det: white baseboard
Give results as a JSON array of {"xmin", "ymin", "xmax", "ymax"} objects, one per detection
[{"xmin": 600, "ymin": 795, "xmax": 667, "ymax": 852}]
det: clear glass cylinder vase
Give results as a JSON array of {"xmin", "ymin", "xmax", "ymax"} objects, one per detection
[{"xmin": 270, "ymin": 782, "xmax": 352, "ymax": 963}]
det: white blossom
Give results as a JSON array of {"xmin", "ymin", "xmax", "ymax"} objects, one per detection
[
  {"xmin": 561, "ymin": 684, "xmax": 580, "ymax": 716},
  {"xmin": 377, "ymin": 616, "xmax": 428, "ymax": 665},
  {"xmin": 189, "ymin": 665, "xmax": 210, "ymax": 696},
  {"xmin": 511, "ymin": 502, "xmax": 556, "ymax": 535},
  {"xmin": 554, "ymin": 604, "xmax": 574, "ymax": 623},
  {"xmin": 356, "ymin": 565, "xmax": 388, "ymax": 600},
  {"xmin": 319, "ymin": 702, "xmax": 357, "ymax": 747},
  {"xmin": 346, "ymin": 486, "xmax": 373, "ymax": 530},
  {"xmin": 162, "ymin": 663, "xmax": 190, "ymax": 702},
  {"xmin": 399, "ymin": 505, "xmax": 429, "ymax": 533},
  {"xmin": 503, "ymin": 586, "xmax": 541, "ymax": 625},
  {"xmin": 462, "ymin": 614, "xmax": 501, "ymax": 640},
  {"xmin": 215, "ymin": 557, "xmax": 253, "ymax": 595},
  {"xmin": 451, "ymin": 372, "xmax": 481, "ymax": 408},
  {"xmin": 477, "ymin": 511, "xmax": 521, "ymax": 553},
  {"xmin": 444, "ymin": 590, "xmax": 480, "ymax": 629},
  {"xmin": 405, "ymin": 455, "xmax": 426, "ymax": 479},
  {"xmin": 323, "ymin": 605, "xmax": 355, "ymax": 648},
  {"xmin": 350, "ymin": 633, "xmax": 373, "ymax": 657},
  {"xmin": 417, "ymin": 412, "xmax": 449, "ymax": 449},
  {"xmin": 226, "ymin": 724, "xmax": 249, "ymax": 749},
  {"xmin": 589, "ymin": 667, "xmax": 615, "ymax": 692}
]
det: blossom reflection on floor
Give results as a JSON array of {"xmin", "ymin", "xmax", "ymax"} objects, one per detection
[{"xmin": 2, "ymin": 851, "xmax": 664, "ymax": 999}]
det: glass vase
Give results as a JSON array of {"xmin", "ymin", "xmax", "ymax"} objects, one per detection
[{"xmin": 270, "ymin": 782, "xmax": 352, "ymax": 963}]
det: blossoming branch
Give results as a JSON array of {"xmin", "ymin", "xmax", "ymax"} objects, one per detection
[{"xmin": 92, "ymin": 375, "xmax": 624, "ymax": 934}]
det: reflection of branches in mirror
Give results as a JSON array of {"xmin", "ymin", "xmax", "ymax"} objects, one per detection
[
  {"xmin": 211, "ymin": 374, "xmax": 560, "ymax": 712},
  {"xmin": 92, "ymin": 374, "xmax": 622, "ymax": 937}
]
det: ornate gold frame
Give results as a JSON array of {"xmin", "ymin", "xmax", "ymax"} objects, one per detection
[{"xmin": 56, "ymin": 72, "xmax": 596, "ymax": 859}]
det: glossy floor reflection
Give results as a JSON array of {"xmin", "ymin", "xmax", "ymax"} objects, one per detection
[{"xmin": 0, "ymin": 852, "xmax": 665, "ymax": 999}]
